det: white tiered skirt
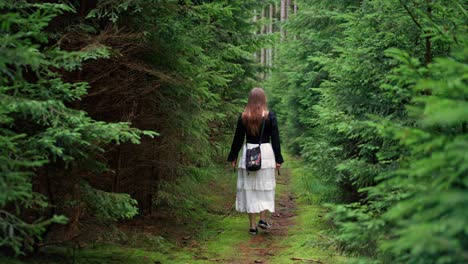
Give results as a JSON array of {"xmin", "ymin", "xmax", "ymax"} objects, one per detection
[{"xmin": 236, "ymin": 143, "xmax": 276, "ymax": 213}]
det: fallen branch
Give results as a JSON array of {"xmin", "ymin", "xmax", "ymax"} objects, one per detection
[{"xmin": 291, "ymin": 257, "xmax": 324, "ymax": 263}]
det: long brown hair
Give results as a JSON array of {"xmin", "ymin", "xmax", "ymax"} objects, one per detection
[{"xmin": 242, "ymin": 87, "xmax": 269, "ymax": 136}]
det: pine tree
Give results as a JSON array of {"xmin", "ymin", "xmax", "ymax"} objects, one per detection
[
  {"xmin": 268, "ymin": 0, "xmax": 468, "ymax": 262},
  {"xmin": 0, "ymin": 1, "xmax": 155, "ymax": 254}
]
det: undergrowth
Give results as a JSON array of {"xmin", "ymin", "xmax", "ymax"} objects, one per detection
[
  {"xmin": 0, "ymin": 164, "xmax": 239, "ymax": 264},
  {"xmin": 288, "ymin": 156, "xmax": 341, "ymax": 205}
]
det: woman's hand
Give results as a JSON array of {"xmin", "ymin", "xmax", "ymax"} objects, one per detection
[
  {"xmin": 276, "ymin": 163, "xmax": 281, "ymax": 169},
  {"xmin": 231, "ymin": 159, "xmax": 237, "ymax": 168}
]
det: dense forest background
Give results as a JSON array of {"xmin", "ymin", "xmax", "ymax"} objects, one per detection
[
  {"xmin": 267, "ymin": 0, "xmax": 467, "ymax": 263},
  {"xmin": 2, "ymin": 0, "xmax": 261, "ymax": 255},
  {"xmin": 1, "ymin": 0, "xmax": 467, "ymax": 263}
]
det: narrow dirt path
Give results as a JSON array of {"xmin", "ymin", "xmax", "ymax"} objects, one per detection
[
  {"xmin": 232, "ymin": 168, "xmax": 297, "ymax": 264},
  {"xmin": 162, "ymin": 159, "xmax": 348, "ymax": 263}
]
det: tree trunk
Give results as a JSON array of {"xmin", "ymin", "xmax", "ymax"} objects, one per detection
[
  {"xmin": 268, "ymin": 4, "xmax": 274, "ymax": 67},
  {"xmin": 424, "ymin": 0, "xmax": 432, "ymax": 65},
  {"xmin": 275, "ymin": 2, "xmax": 279, "ymax": 62},
  {"xmin": 113, "ymin": 146, "xmax": 122, "ymax": 192},
  {"xmin": 281, "ymin": 0, "xmax": 287, "ymax": 21},
  {"xmin": 261, "ymin": 7, "xmax": 266, "ymax": 69},
  {"xmin": 253, "ymin": 9, "xmax": 258, "ymax": 62},
  {"xmin": 280, "ymin": 0, "xmax": 287, "ymax": 39},
  {"xmin": 293, "ymin": 1, "xmax": 298, "ymax": 40}
]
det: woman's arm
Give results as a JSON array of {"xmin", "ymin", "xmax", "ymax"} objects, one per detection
[
  {"xmin": 227, "ymin": 115, "xmax": 245, "ymax": 162},
  {"xmin": 271, "ymin": 113, "xmax": 284, "ymax": 164}
]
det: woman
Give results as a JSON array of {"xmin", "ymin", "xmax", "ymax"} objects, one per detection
[{"xmin": 227, "ymin": 87, "xmax": 284, "ymax": 235}]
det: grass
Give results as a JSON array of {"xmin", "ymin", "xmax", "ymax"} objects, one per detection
[
  {"xmin": 269, "ymin": 156, "xmax": 349, "ymax": 264},
  {"xmin": 270, "ymin": 205, "xmax": 348, "ymax": 263},
  {"xmin": 195, "ymin": 215, "xmax": 249, "ymax": 260}
]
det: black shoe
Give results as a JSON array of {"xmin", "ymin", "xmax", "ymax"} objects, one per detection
[
  {"xmin": 258, "ymin": 220, "xmax": 272, "ymax": 229},
  {"xmin": 249, "ymin": 228, "xmax": 258, "ymax": 235}
]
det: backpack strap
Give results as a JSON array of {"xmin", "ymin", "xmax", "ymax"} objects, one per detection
[
  {"xmin": 244, "ymin": 114, "xmax": 267, "ymax": 148},
  {"xmin": 258, "ymin": 116, "xmax": 266, "ymax": 146}
]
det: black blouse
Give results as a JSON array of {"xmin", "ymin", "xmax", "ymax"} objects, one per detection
[{"xmin": 227, "ymin": 111, "xmax": 284, "ymax": 164}]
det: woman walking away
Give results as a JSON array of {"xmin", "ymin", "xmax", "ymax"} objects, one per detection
[{"xmin": 227, "ymin": 87, "xmax": 284, "ymax": 235}]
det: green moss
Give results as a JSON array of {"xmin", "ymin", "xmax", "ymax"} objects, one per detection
[
  {"xmin": 199, "ymin": 214, "xmax": 250, "ymax": 260},
  {"xmin": 270, "ymin": 205, "xmax": 348, "ymax": 264},
  {"xmin": 0, "ymin": 256, "xmax": 25, "ymax": 264},
  {"xmin": 269, "ymin": 156, "xmax": 349, "ymax": 264},
  {"xmin": 1, "ymin": 243, "xmax": 204, "ymax": 264}
]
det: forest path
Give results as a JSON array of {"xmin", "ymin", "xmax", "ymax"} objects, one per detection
[
  {"xmin": 214, "ymin": 160, "xmax": 347, "ymax": 264},
  {"xmin": 230, "ymin": 168, "xmax": 297, "ymax": 264},
  {"xmin": 0, "ymin": 160, "xmax": 347, "ymax": 264}
]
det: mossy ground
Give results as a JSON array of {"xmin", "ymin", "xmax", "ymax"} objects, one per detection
[
  {"xmin": 269, "ymin": 157, "xmax": 348, "ymax": 264},
  {"xmin": 1, "ymin": 157, "xmax": 349, "ymax": 263}
]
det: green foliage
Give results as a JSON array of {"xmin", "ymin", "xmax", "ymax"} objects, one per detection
[
  {"xmin": 0, "ymin": 1, "xmax": 155, "ymax": 255},
  {"xmin": 153, "ymin": 165, "xmax": 236, "ymax": 221},
  {"xmin": 127, "ymin": 0, "xmax": 260, "ymax": 176},
  {"xmin": 81, "ymin": 183, "xmax": 138, "ymax": 221},
  {"xmin": 377, "ymin": 45, "xmax": 468, "ymax": 263},
  {"xmin": 86, "ymin": 0, "xmax": 142, "ymax": 22},
  {"xmin": 268, "ymin": 0, "xmax": 468, "ymax": 263},
  {"xmin": 2, "ymin": 0, "xmax": 261, "ymax": 256}
]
